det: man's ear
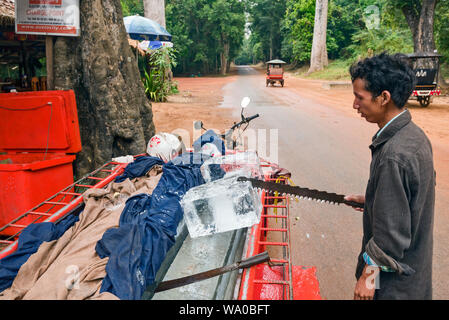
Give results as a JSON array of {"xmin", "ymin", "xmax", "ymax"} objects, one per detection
[{"xmin": 381, "ymin": 90, "xmax": 391, "ymax": 106}]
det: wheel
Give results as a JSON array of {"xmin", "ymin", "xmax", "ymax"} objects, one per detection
[
  {"xmin": 281, "ymin": 80, "xmax": 284, "ymax": 87},
  {"xmin": 418, "ymin": 96, "xmax": 430, "ymax": 107},
  {"xmin": 266, "ymin": 80, "xmax": 269, "ymax": 87}
]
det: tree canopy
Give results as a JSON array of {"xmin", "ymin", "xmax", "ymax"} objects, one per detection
[
  {"xmin": 165, "ymin": 0, "xmax": 245, "ymax": 75},
  {"xmin": 120, "ymin": 0, "xmax": 449, "ymax": 73}
]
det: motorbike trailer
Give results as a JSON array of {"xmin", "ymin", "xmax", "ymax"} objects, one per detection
[{"xmin": 0, "ymin": 153, "xmax": 321, "ymax": 300}]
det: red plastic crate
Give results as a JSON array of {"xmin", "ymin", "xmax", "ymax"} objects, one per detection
[
  {"xmin": 0, "ymin": 153, "xmax": 75, "ymax": 235},
  {"xmin": 0, "ymin": 90, "xmax": 81, "ymax": 236}
]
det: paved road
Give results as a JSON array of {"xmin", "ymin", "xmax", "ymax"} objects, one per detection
[{"xmin": 219, "ymin": 65, "xmax": 447, "ymax": 299}]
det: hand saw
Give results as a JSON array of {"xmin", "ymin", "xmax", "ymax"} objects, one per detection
[
  {"xmin": 155, "ymin": 251, "xmax": 270, "ymax": 292},
  {"xmin": 237, "ymin": 177, "xmax": 364, "ymax": 209}
]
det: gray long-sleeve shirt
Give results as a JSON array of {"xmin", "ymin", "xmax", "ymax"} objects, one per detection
[{"xmin": 355, "ymin": 109, "xmax": 435, "ymax": 300}]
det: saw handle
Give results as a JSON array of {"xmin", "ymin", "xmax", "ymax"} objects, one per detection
[
  {"xmin": 238, "ymin": 251, "xmax": 270, "ymax": 269},
  {"xmin": 342, "ymin": 200, "xmax": 364, "ymax": 209}
]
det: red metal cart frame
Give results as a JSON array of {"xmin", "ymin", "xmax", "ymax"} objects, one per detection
[{"xmin": 0, "ymin": 161, "xmax": 127, "ymax": 259}]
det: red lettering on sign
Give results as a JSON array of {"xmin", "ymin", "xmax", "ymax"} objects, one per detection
[
  {"xmin": 17, "ymin": 24, "xmax": 77, "ymax": 34},
  {"xmin": 29, "ymin": 0, "xmax": 62, "ymax": 5}
]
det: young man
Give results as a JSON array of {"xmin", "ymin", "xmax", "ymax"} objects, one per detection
[{"xmin": 345, "ymin": 53, "xmax": 435, "ymax": 300}]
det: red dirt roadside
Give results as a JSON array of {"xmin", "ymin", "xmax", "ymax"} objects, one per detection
[{"xmin": 151, "ymin": 75, "xmax": 238, "ymax": 147}]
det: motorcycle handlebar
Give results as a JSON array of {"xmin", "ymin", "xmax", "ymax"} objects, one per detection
[
  {"xmin": 230, "ymin": 113, "xmax": 260, "ymax": 130},
  {"xmin": 215, "ymin": 113, "xmax": 259, "ymax": 140},
  {"xmin": 245, "ymin": 114, "xmax": 259, "ymax": 122}
]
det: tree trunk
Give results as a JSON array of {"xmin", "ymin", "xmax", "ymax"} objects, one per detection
[
  {"xmin": 220, "ymin": 38, "xmax": 230, "ymax": 75},
  {"xmin": 308, "ymin": 0, "xmax": 328, "ymax": 74},
  {"xmin": 269, "ymin": 33, "xmax": 273, "ymax": 60},
  {"xmin": 53, "ymin": 0, "xmax": 156, "ymax": 178},
  {"xmin": 143, "ymin": 0, "xmax": 166, "ymax": 28},
  {"xmin": 220, "ymin": 52, "xmax": 227, "ymax": 75},
  {"xmin": 401, "ymin": 0, "xmax": 438, "ymax": 54}
]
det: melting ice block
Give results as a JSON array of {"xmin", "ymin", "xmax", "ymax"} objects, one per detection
[
  {"xmin": 181, "ymin": 175, "xmax": 263, "ymax": 238},
  {"xmin": 200, "ymin": 150, "xmax": 264, "ymax": 182}
]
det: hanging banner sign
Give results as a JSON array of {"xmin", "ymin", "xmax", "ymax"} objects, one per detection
[{"xmin": 15, "ymin": 0, "xmax": 80, "ymax": 36}]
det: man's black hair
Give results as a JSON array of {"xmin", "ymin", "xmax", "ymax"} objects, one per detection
[{"xmin": 349, "ymin": 52, "xmax": 416, "ymax": 108}]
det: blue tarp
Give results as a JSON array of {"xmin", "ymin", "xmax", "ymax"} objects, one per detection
[
  {"xmin": 115, "ymin": 156, "xmax": 165, "ymax": 183},
  {"xmin": 0, "ymin": 212, "xmax": 80, "ymax": 293},
  {"xmin": 0, "ymin": 138, "xmax": 225, "ymax": 298},
  {"xmin": 192, "ymin": 129, "xmax": 226, "ymax": 156},
  {"xmin": 96, "ymin": 153, "xmax": 208, "ymax": 299}
]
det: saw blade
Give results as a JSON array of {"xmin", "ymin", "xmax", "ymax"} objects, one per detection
[{"xmin": 237, "ymin": 177, "xmax": 364, "ymax": 209}]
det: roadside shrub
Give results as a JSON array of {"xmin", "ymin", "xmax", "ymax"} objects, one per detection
[{"xmin": 142, "ymin": 47, "xmax": 178, "ymax": 102}]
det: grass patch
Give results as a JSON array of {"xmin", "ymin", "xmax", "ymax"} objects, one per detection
[
  {"xmin": 292, "ymin": 59, "xmax": 352, "ymax": 81},
  {"xmin": 440, "ymin": 62, "xmax": 449, "ymax": 80}
]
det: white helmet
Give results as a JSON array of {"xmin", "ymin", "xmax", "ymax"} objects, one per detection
[{"xmin": 146, "ymin": 133, "xmax": 183, "ymax": 162}]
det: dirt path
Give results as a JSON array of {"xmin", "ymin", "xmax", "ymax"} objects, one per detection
[{"xmin": 152, "ymin": 75, "xmax": 239, "ymax": 147}]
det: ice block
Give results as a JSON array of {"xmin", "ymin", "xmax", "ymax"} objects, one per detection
[
  {"xmin": 200, "ymin": 150, "xmax": 264, "ymax": 182},
  {"xmin": 181, "ymin": 175, "xmax": 262, "ymax": 238}
]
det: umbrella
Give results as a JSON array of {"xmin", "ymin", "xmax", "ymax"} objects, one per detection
[{"xmin": 124, "ymin": 15, "xmax": 172, "ymax": 42}]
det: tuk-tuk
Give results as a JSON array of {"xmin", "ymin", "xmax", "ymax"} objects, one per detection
[
  {"xmin": 406, "ymin": 52, "xmax": 442, "ymax": 107},
  {"xmin": 266, "ymin": 59, "xmax": 286, "ymax": 87}
]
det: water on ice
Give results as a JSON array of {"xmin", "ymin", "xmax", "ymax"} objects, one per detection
[{"xmin": 200, "ymin": 150, "xmax": 264, "ymax": 182}]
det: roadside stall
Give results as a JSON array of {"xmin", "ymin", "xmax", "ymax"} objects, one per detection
[
  {"xmin": 0, "ymin": 0, "xmax": 81, "ymax": 237},
  {"xmin": 0, "ymin": 0, "xmax": 47, "ymax": 93}
]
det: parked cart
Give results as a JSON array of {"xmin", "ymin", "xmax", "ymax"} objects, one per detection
[{"xmin": 406, "ymin": 52, "xmax": 442, "ymax": 107}]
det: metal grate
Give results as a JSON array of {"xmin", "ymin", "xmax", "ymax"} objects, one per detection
[
  {"xmin": 238, "ymin": 159, "xmax": 294, "ymax": 300},
  {"xmin": 0, "ymin": 161, "xmax": 128, "ymax": 259}
]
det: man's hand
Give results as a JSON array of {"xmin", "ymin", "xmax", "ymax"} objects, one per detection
[
  {"xmin": 344, "ymin": 194, "xmax": 365, "ymax": 212},
  {"xmin": 354, "ymin": 264, "xmax": 378, "ymax": 300}
]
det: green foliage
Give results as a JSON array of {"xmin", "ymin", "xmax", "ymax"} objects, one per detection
[
  {"xmin": 120, "ymin": 0, "xmax": 144, "ymax": 16},
  {"xmin": 165, "ymin": 0, "xmax": 246, "ymax": 74},
  {"xmin": 281, "ymin": 0, "xmax": 315, "ymax": 65},
  {"xmin": 347, "ymin": 27, "xmax": 414, "ymax": 59},
  {"xmin": 435, "ymin": 0, "xmax": 449, "ymax": 63},
  {"xmin": 234, "ymin": 37, "xmax": 253, "ymax": 65},
  {"xmin": 118, "ymin": 0, "xmax": 448, "ymax": 77},
  {"xmin": 344, "ymin": 1, "xmax": 415, "ymax": 60},
  {"xmin": 245, "ymin": 0, "xmax": 287, "ymax": 62},
  {"xmin": 142, "ymin": 47, "xmax": 178, "ymax": 102},
  {"xmin": 281, "ymin": 0, "xmax": 384, "ymax": 65}
]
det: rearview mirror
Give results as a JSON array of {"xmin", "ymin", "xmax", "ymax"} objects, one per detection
[
  {"xmin": 194, "ymin": 120, "xmax": 203, "ymax": 130},
  {"xmin": 240, "ymin": 96, "xmax": 250, "ymax": 109}
]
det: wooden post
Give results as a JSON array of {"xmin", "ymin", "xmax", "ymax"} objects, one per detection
[{"xmin": 46, "ymin": 36, "xmax": 54, "ymax": 90}]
